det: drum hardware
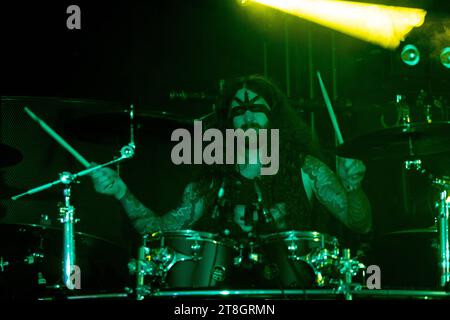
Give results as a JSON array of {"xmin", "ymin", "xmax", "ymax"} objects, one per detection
[
  {"xmin": 336, "ymin": 249, "xmax": 366, "ymax": 300},
  {"xmin": 381, "ymin": 91, "xmax": 448, "ymax": 129},
  {"xmin": 388, "ymin": 225, "xmax": 438, "ymax": 235},
  {"xmin": 233, "ymin": 244, "xmax": 244, "ymax": 266},
  {"xmin": 8, "ymin": 106, "xmax": 136, "ymax": 291},
  {"xmin": 23, "ymin": 252, "xmax": 45, "ymax": 265},
  {"xmin": 147, "ymin": 288, "xmax": 450, "ymax": 299},
  {"xmin": 186, "ymin": 235, "xmax": 203, "ymax": 258},
  {"xmin": 436, "ymin": 185, "xmax": 449, "ymax": 289},
  {"xmin": 399, "ymin": 94, "xmax": 410, "ymax": 124},
  {"xmin": 133, "ymin": 239, "xmax": 152, "ymax": 300},
  {"xmin": 404, "ymin": 160, "xmax": 450, "ymax": 289},
  {"xmin": 259, "ymin": 231, "xmax": 345, "ymax": 288},
  {"xmin": 424, "ymin": 104, "xmax": 432, "ymax": 124},
  {"xmin": 127, "ymin": 230, "xmax": 372, "ymax": 298},
  {"xmin": 11, "ymin": 160, "xmax": 133, "ymax": 289},
  {"xmin": 337, "ymin": 121, "xmax": 450, "ymax": 160},
  {"xmin": 0, "ymin": 256, "xmax": 9, "ymax": 272},
  {"xmin": 37, "ymin": 272, "xmax": 47, "ymax": 286},
  {"xmin": 132, "ymin": 230, "xmax": 240, "ymax": 293},
  {"xmin": 254, "ymin": 178, "xmax": 274, "ymax": 225},
  {"xmin": 128, "ymin": 241, "xmax": 162, "ymax": 299},
  {"xmin": 247, "ymin": 241, "xmax": 263, "ymax": 264},
  {"xmin": 127, "ymin": 259, "xmax": 156, "ymax": 299},
  {"xmin": 154, "ymin": 247, "xmax": 203, "ymax": 272}
]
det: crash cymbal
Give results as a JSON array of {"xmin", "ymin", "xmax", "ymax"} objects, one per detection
[
  {"xmin": 387, "ymin": 226, "xmax": 438, "ymax": 235},
  {"xmin": 0, "ymin": 143, "xmax": 23, "ymax": 168},
  {"xmin": 0, "ymin": 222, "xmax": 122, "ymax": 247},
  {"xmin": 337, "ymin": 121, "xmax": 450, "ymax": 160},
  {"xmin": 64, "ymin": 110, "xmax": 195, "ymax": 145}
]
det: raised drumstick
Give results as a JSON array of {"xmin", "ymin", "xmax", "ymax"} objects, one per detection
[
  {"xmin": 316, "ymin": 71, "xmax": 344, "ymax": 145},
  {"xmin": 24, "ymin": 107, "xmax": 91, "ymax": 168}
]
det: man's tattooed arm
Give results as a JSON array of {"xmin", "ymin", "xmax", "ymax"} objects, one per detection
[
  {"xmin": 119, "ymin": 183, "xmax": 205, "ymax": 235},
  {"xmin": 302, "ymin": 155, "xmax": 372, "ymax": 233}
]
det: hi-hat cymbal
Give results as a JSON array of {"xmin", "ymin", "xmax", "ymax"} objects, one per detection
[
  {"xmin": 337, "ymin": 122, "xmax": 450, "ymax": 160},
  {"xmin": 64, "ymin": 110, "xmax": 195, "ymax": 145},
  {"xmin": 0, "ymin": 143, "xmax": 23, "ymax": 168}
]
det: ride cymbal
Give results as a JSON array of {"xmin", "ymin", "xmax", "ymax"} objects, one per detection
[{"xmin": 337, "ymin": 122, "xmax": 450, "ymax": 160}]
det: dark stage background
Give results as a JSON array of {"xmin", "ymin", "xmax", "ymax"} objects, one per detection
[{"xmin": 1, "ymin": 0, "xmax": 449, "ymax": 289}]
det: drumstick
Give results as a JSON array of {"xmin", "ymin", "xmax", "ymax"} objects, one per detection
[
  {"xmin": 24, "ymin": 107, "xmax": 91, "ymax": 168},
  {"xmin": 316, "ymin": 71, "xmax": 344, "ymax": 145}
]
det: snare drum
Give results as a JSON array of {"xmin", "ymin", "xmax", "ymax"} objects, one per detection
[
  {"xmin": 259, "ymin": 231, "xmax": 341, "ymax": 288},
  {"xmin": 144, "ymin": 230, "xmax": 239, "ymax": 289}
]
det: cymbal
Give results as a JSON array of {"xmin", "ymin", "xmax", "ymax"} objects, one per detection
[
  {"xmin": 64, "ymin": 110, "xmax": 195, "ymax": 145},
  {"xmin": 0, "ymin": 223, "xmax": 129, "ymax": 291},
  {"xmin": 0, "ymin": 143, "xmax": 23, "ymax": 168},
  {"xmin": 337, "ymin": 122, "xmax": 450, "ymax": 160},
  {"xmin": 0, "ymin": 222, "xmax": 124, "ymax": 250},
  {"xmin": 387, "ymin": 226, "xmax": 437, "ymax": 235}
]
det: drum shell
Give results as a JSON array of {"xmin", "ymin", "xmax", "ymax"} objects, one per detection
[
  {"xmin": 145, "ymin": 231, "xmax": 238, "ymax": 289},
  {"xmin": 257, "ymin": 231, "xmax": 341, "ymax": 288}
]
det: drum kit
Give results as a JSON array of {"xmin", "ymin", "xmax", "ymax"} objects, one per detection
[
  {"xmin": 0, "ymin": 93, "xmax": 449, "ymax": 300},
  {"xmin": 128, "ymin": 230, "xmax": 365, "ymax": 298}
]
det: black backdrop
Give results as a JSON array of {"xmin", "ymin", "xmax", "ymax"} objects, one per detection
[{"xmin": 1, "ymin": 0, "xmax": 449, "ymax": 289}]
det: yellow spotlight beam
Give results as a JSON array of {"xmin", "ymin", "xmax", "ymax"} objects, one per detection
[{"xmin": 249, "ymin": 0, "xmax": 427, "ymax": 50}]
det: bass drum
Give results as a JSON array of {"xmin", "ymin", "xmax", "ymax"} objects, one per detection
[
  {"xmin": 257, "ymin": 231, "xmax": 341, "ymax": 289},
  {"xmin": 144, "ymin": 230, "xmax": 239, "ymax": 289}
]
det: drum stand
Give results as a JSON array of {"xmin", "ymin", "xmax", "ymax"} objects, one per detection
[
  {"xmin": 435, "ymin": 179, "xmax": 449, "ymax": 289},
  {"xmin": 405, "ymin": 160, "xmax": 450, "ymax": 289},
  {"xmin": 11, "ymin": 146, "xmax": 135, "ymax": 290}
]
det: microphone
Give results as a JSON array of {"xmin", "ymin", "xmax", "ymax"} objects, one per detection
[
  {"xmin": 129, "ymin": 104, "xmax": 135, "ymax": 148},
  {"xmin": 169, "ymin": 90, "xmax": 216, "ymax": 101},
  {"xmin": 254, "ymin": 178, "xmax": 273, "ymax": 224}
]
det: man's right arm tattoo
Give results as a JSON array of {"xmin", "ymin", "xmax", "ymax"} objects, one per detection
[{"xmin": 119, "ymin": 183, "xmax": 205, "ymax": 235}]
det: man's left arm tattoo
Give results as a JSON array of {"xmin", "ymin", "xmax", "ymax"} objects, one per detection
[{"xmin": 303, "ymin": 155, "xmax": 372, "ymax": 233}]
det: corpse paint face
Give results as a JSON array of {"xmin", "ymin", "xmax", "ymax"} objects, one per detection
[{"xmin": 230, "ymin": 87, "xmax": 271, "ymax": 131}]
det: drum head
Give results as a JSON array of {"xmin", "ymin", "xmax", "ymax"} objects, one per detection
[
  {"xmin": 261, "ymin": 230, "xmax": 338, "ymax": 246},
  {"xmin": 147, "ymin": 229, "xmax": 238, "ymax": 248}
]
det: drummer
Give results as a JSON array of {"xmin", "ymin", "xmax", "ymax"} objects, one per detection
[{"xmin": 91, "ymin": 75, "xmax": 372, "ymax": 238}]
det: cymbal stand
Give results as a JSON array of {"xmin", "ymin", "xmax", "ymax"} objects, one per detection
[
  {"xmin": 435, "ymin": 179, "xmax": 450, "ymax": 289},
  {"xmin": 337, "ymin": 249, "xmax": 365, "ymax": 300},
  {"xmin": 404, "ymin": 160, "xmax": 450, "ymax": 289},
  {"xmin": 11, "ymin": 147, "xmax": 135, "ymax": 290}
]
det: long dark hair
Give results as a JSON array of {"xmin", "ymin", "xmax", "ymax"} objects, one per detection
[{"xmin": 194, "ymin": 75, "xmax": 329, "ymax": 232}]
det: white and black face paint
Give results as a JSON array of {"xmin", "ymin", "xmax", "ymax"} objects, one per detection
[{"xmin": 230, "ymin": 87, "xmax": 271, "ymax": 130}]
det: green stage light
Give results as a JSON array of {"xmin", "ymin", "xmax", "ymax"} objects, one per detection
[
  {"xmin": 440, "ymin": 47, "xmax": 450, "ymax": 69},
  {"xmin": 401, "ymin": 44, "xmax": 420, "ymax": 66}
]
